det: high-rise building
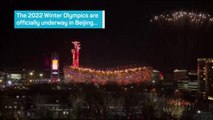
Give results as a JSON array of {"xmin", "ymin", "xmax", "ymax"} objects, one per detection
[
  {"xmin": 197, "ymin": 58, "xmax": 206, "ymax": 97},
  {"xmin": 51, "ymin": 53, "xmax": 60, "ymax": 82},
  {"xmin": 205, "ymin": 59, "xmax": 213, "ymax": 100},
  {"xmin": 197, "ymin": 58, "xmax": 213, "ymax": 100}
]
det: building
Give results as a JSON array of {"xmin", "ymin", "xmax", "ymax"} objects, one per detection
[
  {"xmin": 197, "ymin": 58, "xmax": 213, "ymax": 100},
  {"xmin": 173, "ymin": 69, "xmax": 187, "ymax": 81},
  {"xmin": 152, "ymin": 70, "xmax": 160, "ymax": 81},
  {"xmin": 176, "ymin": 70, "xmax": 198, "ymax": 92},
  {"xmin": 0, "ymin": 71, "xmax": 5, "ymax": 88},
  {"xmin": 3, "ymin": 68, "xmax": 26, "ymax": 86},
  {"xmin": 205, "ymin": 59, "xmax": 213, "ymax": 100},
  {"xmin": 64, "ymin": 66, "xmax": 153, "ymax": 85},
  {"xmin": 51, "ymin": 53, "xmax": 60, "ymax": 82},
  {"xmin": 188, "ymin": 71, "xmax": 197, "ymax": 81},
  {"xmin": 177, "ymin": 80, "xmax": 198, "ymax": 92},
  {"xmin": 197, "ymin": 58, "xmax": 206, "ymax": 98},
  {"xmin": 173, "ymin": 69, "xmax": 188, "ymax": 89}
]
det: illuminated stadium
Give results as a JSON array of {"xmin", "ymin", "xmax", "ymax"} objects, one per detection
[
  {"xmin": 64, "ymin": 66, "xmax": 153, "ymax": 85},
  {"xmin": 64, "ymin": 41, "xmax": 153, "ymax": 85}
]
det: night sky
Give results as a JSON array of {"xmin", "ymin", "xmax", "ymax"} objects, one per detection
[{"xmin": 1, "ymin": 0, "xmax": 213, "ymax": 73}]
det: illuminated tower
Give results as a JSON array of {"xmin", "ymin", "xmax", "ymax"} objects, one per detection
[
  {"xmin": 71, "ymin": 41, "xmax": 81, "ymax": 67},
  {"xmin": 51, "ymin": 52, "xmax": 60, "ymax": 82},
  {"xmin": 197, "ymin": 58, "xmax": 206, "ymax": 98},
  {"xmin": 197, "ymin": 58, "xmax": 213, "ymax": 100},
  {"xmin": 205, "ymin": 59, "xmax": 213, "ymax": 100}
]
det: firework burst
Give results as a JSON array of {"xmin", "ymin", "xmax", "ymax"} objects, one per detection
[
  {"xmin": 150, "ymin": 11, "xmax": 213, "ymax": 24},
  {"xmin": 150, "ymin": 10, "xmax": 213, "ymax": 69}
]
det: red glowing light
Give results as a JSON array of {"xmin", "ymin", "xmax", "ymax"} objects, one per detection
[{"xmin": 72, "ymin": 41, "xmax": 80, "ymax": 67}]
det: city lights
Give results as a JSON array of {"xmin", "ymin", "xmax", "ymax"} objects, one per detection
[
  {"xmin": 197, "ymin": 110, "xmax": 201, "ymax": 114},
  {"xmin": 29, "ymin": 72, "xmax": 34, "ymax": 76},
  {"xmin": 7, "ymin": 80, "xmax": 12, "ymax": 85},
  {"xmin": 1, "ymin": 1, "xmax": 213, "ymax": 119},
  {"xmin": 39, "ymin": 73, "xmax": 43, "ymax": 77}
]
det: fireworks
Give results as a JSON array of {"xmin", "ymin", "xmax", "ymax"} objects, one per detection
[
  {"xmin": 150, "ymin": 10, "xmax": 213, "ymax": 69},
  {"xmin": 64, "ymin": 66, "xmax": 153, "ymax": 85},
  {"xmin": 163, "ymin": 98, "xmax": 191, "ymax": 119},
  {"xmin": 150, "ymin": 11, "xmax": 213, "ymax": 24}
]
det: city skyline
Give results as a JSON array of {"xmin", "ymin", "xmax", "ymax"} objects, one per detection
[
  {"xmin": 1, "ymin": 1, "xmax": 213, "ymax": 119},
  {"xmin": 1, "ymin": 1, "xmax": 213, "ymax": 73}
]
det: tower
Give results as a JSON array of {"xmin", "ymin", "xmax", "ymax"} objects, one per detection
[
  {"xmin": 198, "ymin": 58, "xmax": 207, "ymax": 99},
  {"xmin": 71, "ymin": 41, "xmax": 80, "ymax": 67},
  {"xmin": 51, "ymin": 52, "xmax": 59, "ymax": 82},
  {"xmin": 197, "ymin": 58, "xmax": 213, "ymax": 100},
  {"xmin": 205, "ymin": 59, "xmax": 213, "ymax": 100}
]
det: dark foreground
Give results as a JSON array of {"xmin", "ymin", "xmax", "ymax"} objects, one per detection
[{"xmin": 0, "ymin": 83, "xmax": 212, "ymax": 120}]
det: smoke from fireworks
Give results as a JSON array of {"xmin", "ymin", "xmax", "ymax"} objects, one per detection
[{"xmin": 150, "ymin": 11, "xmax": 213, "ymax": 70}]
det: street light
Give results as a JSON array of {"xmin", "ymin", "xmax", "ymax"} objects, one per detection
[
  {"xmin": 29, "ymin": 72, "xmax": 33, "ymax": 76},
  {"xmin": 29, "ymin": 72, "xmax": 34, "ymax": 83},
  {"xmin": 39, "ymin": 73, "xmax": 43, "ymax": 77},
  {"xmin": 197, "ymin": 110, "xmax": 201, "ymax": 114}
]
